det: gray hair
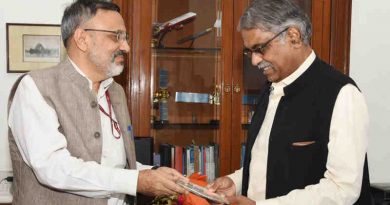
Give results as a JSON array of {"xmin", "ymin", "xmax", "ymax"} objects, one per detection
[
  {"xmin": 61, "ymin": 0, "xmax": 120, "ymax": 48},
  {"xmin": 238, "ymin": 0, "xmax": 312, "ymax": 44}
]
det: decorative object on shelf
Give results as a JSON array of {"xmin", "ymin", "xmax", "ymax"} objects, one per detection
[
  {"xmin": 175, "ymin": 92, "xmax": 210, "ymax": 104},
  {"xmin": 214, "ymin": 0, "xmax": 222, "ymax": 48},
  {"xmin": 157, "ymin": 89, "xmax": 170, "ymax": 121},
  {"xmin": 177, "ymin": 27, "xmax": 213, "ymax": 48},
  {"xmin": 152, "ymin": 12, "xmax": 197, "ymax": 48},
  {"xmin": 153, "ymin": 69, "xmax": 170, "ymax": 122},
  {"xmin": 154, "ymin": 88, "xmax": 170, "ymax": 103},
  {"xmin": 209, "ymin": 85, "xmax": 221, "ymax": 105},
  {"xmin": 6, "ymin": 23, "xmax": 67, "ymax": 73}
]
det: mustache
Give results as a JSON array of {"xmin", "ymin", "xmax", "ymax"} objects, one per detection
[
  {"xmin": 257, "ymin": 61, "xmax": 272, "ymax": 70},
  {"xmin": 113, "ymin": 50, "xmax": 125, "ymax": 58},
  {"xmin": 111, "ymin": 50, "xmax": 125, "ymax": 64}
]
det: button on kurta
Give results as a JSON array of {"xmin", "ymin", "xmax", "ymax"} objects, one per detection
[
  {"xmin": 94, "ymin": 132, "xmax": 101, "ymax": 138},
  {"xmin": 90, "ymin": 101, "xmax": 98, "ymax": 108}
]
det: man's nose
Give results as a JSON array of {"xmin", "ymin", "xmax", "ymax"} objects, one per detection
[
  {"xmin": 251, "ymin": 53, "xmax": 264, "ymax": 66},
  {"xmin": 120, "ymin": 40, "xmax": 130, "ymax": 53}
]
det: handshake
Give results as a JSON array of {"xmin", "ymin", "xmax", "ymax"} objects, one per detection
[{"xmin": 137, "ymin": 167, "xmax": 241, "ymax": 204}]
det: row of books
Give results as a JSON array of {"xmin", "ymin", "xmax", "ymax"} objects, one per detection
[{"xmin": 154, "ymin": 143, "xmax": 219, "ymax": 182}]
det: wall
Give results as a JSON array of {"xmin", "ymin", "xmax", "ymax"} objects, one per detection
[
  {"xmin": 0, "ymin": 0, "xmax": 72, "ymax": 172},
  {"xmin": 0, "ymin": 0, "xmax": 390, "ymax": 184},
  {"xmin": 350, "ymin": 0, "xmax": 390, "ymax": 183}
]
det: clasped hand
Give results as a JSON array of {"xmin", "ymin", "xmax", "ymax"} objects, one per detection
[{"xmin": 208, "ymin": 176, "xmax": 255, "ymax": 205}]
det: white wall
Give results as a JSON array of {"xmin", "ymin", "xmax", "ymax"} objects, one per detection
[
  {"xmin": 0, "ymin": 0, "xmax": 390, "ymax": 183},
  {"xmin": 0, "ymin": 0, "xmax": 72, "ymax": 171},
  {"xmin": 350, "ymin": 0, "xmax": 390, "ymax": 183}
]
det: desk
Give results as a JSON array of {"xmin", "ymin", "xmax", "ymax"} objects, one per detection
[{"xmin": 371, "ymin": 183, "xmax": 390, "ymax": 205}]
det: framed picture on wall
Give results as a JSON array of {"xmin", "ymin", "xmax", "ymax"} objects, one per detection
[{"xmin": 6, "ymin": 23, "xmax": 67, "ymax": 73}]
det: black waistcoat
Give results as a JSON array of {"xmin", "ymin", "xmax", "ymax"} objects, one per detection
[{"xmin": 242, "ymin": 58, "xmax": 372, "ymax": 204}]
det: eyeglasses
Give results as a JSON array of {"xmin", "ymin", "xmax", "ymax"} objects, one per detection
[
  {"xmin": 84, "ymin": 29, "xmax": 129, "ymax": 43},
  {"xmin": 243, "ymin": 27, "xmax": 289, "ymax": 57}
]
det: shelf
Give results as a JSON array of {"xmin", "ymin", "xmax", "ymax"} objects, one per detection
[
  {"xmin": 153, "ymin": 121, "xmax": 219, "ymax": 130},
  {"xmin": 153, "ymin": 47, "xmax": 221, "ymax": 52},
  {"xmin": 152, "ymin": 47, "xmax": 221, "ymax": 58}
]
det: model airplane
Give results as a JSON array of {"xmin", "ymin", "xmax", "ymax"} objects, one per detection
[{"xmin": 152, "ymin": 12, "xmax": 197, "ymax": 47}]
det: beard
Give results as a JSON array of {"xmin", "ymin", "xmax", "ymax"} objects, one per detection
[
  {"xmin": 89, "ymin": 49, "xmax": 125, "ymax": 78},
  {"xmin": 106, "ymin": 61, "xmax": 124, "ymax": 77},
  {"xmin": 106, "ymin": 50, "xmax": 125, "ymax": 77}
]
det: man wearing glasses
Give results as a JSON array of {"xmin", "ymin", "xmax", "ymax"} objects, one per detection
[
  {"xmin": 209, "ymin": 0, "xmax": 372, "ymax": 204},
  {"xmin": 8, "ymin": 1, "xmax": 186, "ymax": 205}
]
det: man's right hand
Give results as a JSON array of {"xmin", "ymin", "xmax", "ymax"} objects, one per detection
[
  {"xmin": 137, "ymin": 167, "xmax": 188, "ymax": 196},
  {"xmin": 208, "ymin": 176, "xmax": 236, "ymax": 198}
]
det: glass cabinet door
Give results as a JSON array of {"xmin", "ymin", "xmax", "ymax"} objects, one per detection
[{"xmin": 150, "ymin": 0, "xmax": 223, "ymax": 181}]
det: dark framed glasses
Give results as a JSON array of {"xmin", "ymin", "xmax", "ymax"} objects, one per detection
[
  {"xmin": 243, "ymin": 27, "xmax": 289, "ymax": 57},
  {"xmin": 84, "ymin": 28, "xmax": 129, "ymax": 43}
]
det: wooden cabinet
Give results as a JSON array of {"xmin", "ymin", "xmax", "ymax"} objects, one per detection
[{"xmin": 113, "ymin": 0, "xmax": 352, "ymax": 175}]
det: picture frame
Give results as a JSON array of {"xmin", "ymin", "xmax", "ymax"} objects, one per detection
[{"xmin": 6, "ymin": 23, "xmax": 67, "ymax": 73}]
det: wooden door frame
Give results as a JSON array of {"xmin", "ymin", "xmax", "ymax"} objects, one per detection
[
  {"xmin": 219, "ymin": 0, "xmax": 235, "ymax": 176},
  {"xmin": 113, "ymin": 0, "xmax": 152, "ymax": 137},
  {"xmin": 312, "ymin": 0, "xmax": 352, "ymax": 74}
]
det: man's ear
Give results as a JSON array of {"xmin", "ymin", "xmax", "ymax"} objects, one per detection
[
  {"xmin": 286, "ymin": 27, "xmax": 303, "ymax": 48},
  {"xmin": 72, "ymin": 28, "xmax": 88, "ymax": 52}
]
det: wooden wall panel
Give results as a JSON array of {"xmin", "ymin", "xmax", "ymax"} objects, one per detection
[
  {"xmin": 312, "ymin": 0, "xmax": 352, "ymax": 74},
  {"xmin": 330, "ymin": 0, "xmax": 352, "ymax": 74},
  {"xmin": 137, "ymin": 0, "xmax": 153, "ymax": 137},
  {"xmin": 218, "ymin": 0, "xmax": 234, "ymax": 176},
  {"xmin": 311, "ymin": 0, "xmax": 331, "ymax": 63},
  {"xmin": 230, "ymin": 0, "xmax": 247, "ymax": 172},
  {"xmin": 111, "ymin": 0, "xmax": 131, "ymax": 131},
  {"xmin": 116, "ymin": 0, "xmax": 153, "ymax": 137}
]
